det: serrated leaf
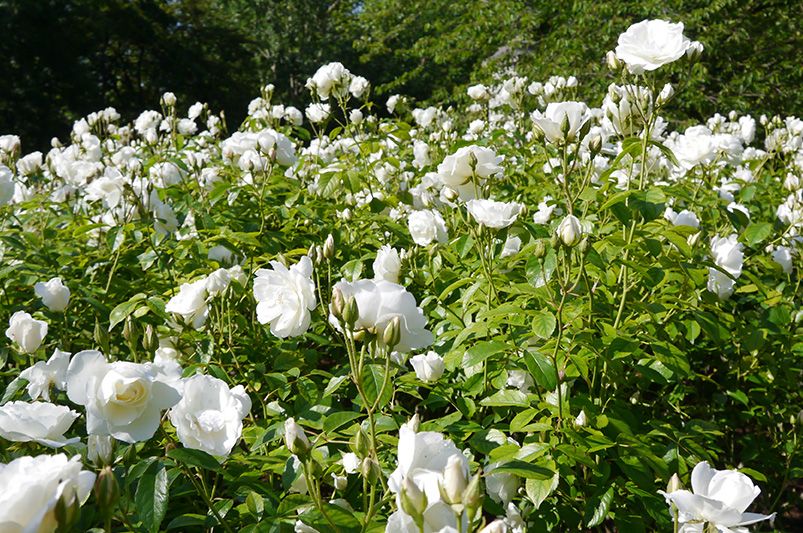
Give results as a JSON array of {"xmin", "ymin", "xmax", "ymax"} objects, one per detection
[
  {"xmin": 526, "ymin": 469, "xmax": 559, "ymax": 509},
  {"xmin": 323, "ymin": 411, "xmax": 363, "ymax": 434},
  {"xmin": 1, "ymin": 377, "xmax": 26, "ymax": 405},
  {"xmin": 586, "ymin": 486, "xmax": 614, "ymax": 527},
  {"xmin": 136, "ymin": 465, "xmax": 169, "ymax": 533},
  {"xmin": 523, "ymin": 350, "xmax": 557, "ymax": 391},
  {"xmin": 361, "ymin": 363, "xmax": 391, "ymax": 408},
  {"xmin": 462, "ymin": 340, "xmax": 507, "ymax": 367},
  {"xmin": 491, "ymin": 460, "xmax": 555, "ymax": 479},
  {"xmin": 167, "ymin": 448, "xmax": 221, "ymax": 472},
  {"xmin": 742, "ymin": 222, "xmax": 773, "ymax": 246},
  {"xmin": 479, "ymin": 389, "xmax": 528, "ymax": 407},
  {"xmin": 531, "ymin": 309, "xmax": 556, "ymax": 339}
]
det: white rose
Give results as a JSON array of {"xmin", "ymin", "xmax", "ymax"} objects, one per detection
[
  {"xmin": 707, "ymin": 234, "xmax": 743, "ymax": 299},
  {"xmin": 19, "ymin": 348, "xmax": 70, "ymax": 401},
  {"xmin": 342, "ymin": 452, "xmax": 361, "ymax": 474},
  {"xmin": 16, "ymin": 151, "xmax": 43, "ymax": 175},
  {"xmin": 0, "ymin": 165, "xmax": 15, "ymax": 205},
  {"xmin": 409, "ymin": 351, "xmax": 445, "ymax": 383},
  {"xmin": 532, "ymin": 101, "xmax": 591, "ymax": 144},
  {"xmin": 663, "ymin": 461, "xmax": 774, "ymax": 531},
  {"xmin": 407, "ymin": 209, "xmax": 448, "ymax": 246},
  {"xmin": 373, "ymin": 245, "xmax": 402, "ymax": 283},
  {"xmin": 253, "ymin": 255, "xmax": 317, "ymax": 338},
  {"xmin": 66, "ymin": 350, "xmax": 182, "ymax": 443},
  {"xmin": 467, "ymin": 84, "xmax": 489, "ymax": 100},
  {"xmin": 34, "ymin": 277, "xmax": 71, "ymax": 312},
  {"xmin": 615, "ymin": 19, "xmax": 691, "ymax": 74},
  {"xmin": 165, "ymin": 279, "xmax": 209, "ymax": 329},
  {"xmin": 556, "ymin": 214, "xmax": 583, "ymax": 246},
  {"xmin": 387, "ymin": 418, "xmax": 469, "ymax": 532},
  {"xmin": 349, "ymin": 75, "xmax": 370, "ymax": 98},
  {"xmin": 0, "ymin": 453, "xmax": 96, "ymax": 532},
  {"xmin": 466, "ymin": 199, "xmax": 524, "ymax": 229},
  {"xmin": 772, "ymin": 246, "xmax": 794, "ymax": 274},
  {"xmin": 5, "ymin": 311, "xmax": 48, "ymax": 353},
  {"xmin": 168, "ymin": 374, "xmax": 251, "ymax": 457},
  {"xmin": 205, "ymin": 268, "xmax": 232, "ymax": 296},
  {"xmin": 437, "ymin": 145, "xmax": 504, "ymax": 199},
  {"xmin": 501, "ymin": 235, "xmax": 522, "ymax": 258},
  {"xmin": 485, "ymin": 461, "xmax": 520, "ymax": 505},
  {"xmin": 331, "ymin": 279, "xmax": 434, "ymax": 353},
  {"xmin": 306, "ymin": 103, "xmax": 331, "ymax": 124},
  {"xmin": 664, "ymin": 207, "xmax": 700, "ymax": 229},
  {"xmin": 0, "ymin": 401, "xmax": 80, "ymax": 448},
  {"xmin": 311, "ymin": 62, "xmax": 352, "ymax": 99}
]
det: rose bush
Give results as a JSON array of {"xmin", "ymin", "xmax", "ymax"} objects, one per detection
[{"xmin": 0, "ymin": 17, "xmax": 800, "ymax": 532}]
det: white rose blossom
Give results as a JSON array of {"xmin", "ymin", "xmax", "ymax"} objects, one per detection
[
  {"xmin": 662, "ymin": 461, "xmax": 774, "ymax": 531},
  {"xmin": 66, "ymin": 350, "xmax": 182, "ymax": 443},
  {"xmin": 532, "ymin": 101, "xmax": 591, "ymax": 144},
  {"xmin": 168, "ymin": 374, "xmax": 252, "ymax": 457},
  {"xmin": 331, "ymin": 279, "xmax": 434, "ymax": 353},
  {"xmin": 253, "ymin": 255, "xmax": 317, "ymax": 338},
  {"xmin": 19, "ymin": 348, "xmax": 70, "ymax": 401},
  {"xmin": 0, "ymin": 401, "xmax": 80, "ymax": 448},
  {"xmin": 707, "ymin": 234, "xmax": 744, "ymax": 299},
  {"xmin": 0, "ymin": 453, "xmax": 96, "ymax": 532},
  {"xmin": 5, "ymin": 311, "xmax": 48, "ymax": 353},
  {"xmin": 409, "ymin": 351, "xmax": 445, "ymax": 383},
  {"xmin": 615, "ymin": 19, "xmax": 691, "ymax": 74},
  {"xmin": 466, "ymin": 199, "xmax": 524, "ymax": 229},
  {"xmin": 373, "ymin": 245, "xmax": 402, "ymax": 283},
  {"xmin": 34, "ymin": 277, "xmax": 71, "ymax": 312},
  {"xmin": 408, "ymin": 209, "xmax": 448, "ymax": 246}
]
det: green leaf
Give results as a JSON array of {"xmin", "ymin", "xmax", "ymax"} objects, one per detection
[
  {"xmin": 531, "ymin": 309, "xmax": 556, "ymax": 339},
  {"xmin": 462, "ymin": 340, "xmax": 507, "ymax": 367},
  {"xmin": 135, "ymin": 465, "xmax": 169, "ymax": 533},
  {"xmin": 1, "ymin": 377, "xmax": 26, "ymax": 405},
  {"xmin": 586, "ymin": 486, "xmax": 614, "ymax": 527},
  {"xmin": 323, "ymin": 411, "xmax": 363, "ymax": 434},
  {"xmin": 361, "ymin": 363, "xmax": 391, "ymax": 408},
  {"xmin": 479, "ymin": 389, "xmax": 528, "ymax": 407},
  {"xmin": 167, "ymin": 448, "xmax": 221, "ymax": 472},
  {"xmin": 526, "ymin": 469, "xmax": 559, "ymax": 509},
  {"xmin": 491, "ymin": 460, "xmax": 555, "ymax": 479},
  {"xmin": 523, "ymin": 350, "xmax": 557, "ymax": 391},
  {"xmin": 108, "ymin": 293, "xmax": 146, "ymax": 331},
  {"xmin": 742, "ymin": 222, "xmax": 773, "ymax": 246}
]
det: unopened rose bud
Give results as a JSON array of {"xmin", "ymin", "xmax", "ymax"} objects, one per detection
[
  {"xmin": 284, "ymin": 418, "xmax": 311, "ymax": 458},
  {"xmin": 400, "ymin": 476, "xmax": 427, "ymax": 525},
  {"xmin": 382, "ymin": 316, "xmax": 402, "ymax": 349},
  {"xmin": 686, "ymin": 41, "xmax": 704, "ymax": 63},
  {"xmin": 574, "ymin": 410, "xmax": 588, "ymax": 427},
  {"xmin": 142, "ymin": 324, "xmax": 159, "ymax": 354},
  {"xmin": 94, "ymin": 466, "xmax": 120, "ymax": 515},
  {"xmin": 533, "ymin": 240, "xmax": 546, "ymax": 259},
  {"xmin": 88, "ymin": 435, "xmax": 114, "ymax": 466},
  {"xmin": 579, "ymin": 237, "xmax": 590, "ymax": 253},
  {"xmin": 330, "ymin": 287, "xmax": 345, "ymax": 322},
  {"xmin": 342, "ymin": 295, "xmax": 359, "ymax": 328},
  {"xmin": 556, "ymin": 214, "xmax": 583, "ymax": 247},
  {"xmin": 94, "ymin": 319, "xmax": 110, "ymax": 353},
  {"xmin": 360, "ymin": 457, "xmax": 380, "ymax": 484},
  {"xmin": 55, "ymin": 485, "xmax": 81, "ymax": 531},
  {"xmin": 657, "ymin": 83, "xmax": 674, "ymax": 106},
  {"xmin": 666, "ymin": 473, "xmax": 683, "ymax": 494},
  {"xmin": 161, "ymin": 92, "xmax": 176, "ymax": 107},
  {"xmin": 588, "ymin": 134, "xmax": 603, "ymax": 155},
  {"xmin": 606, "ymin": 50, "xmax": 621, "ymax": 71},
  {"xmin": 468, "ymin": 151, "xmax": 478, "ymax": 172},
  {"xmin": 122, "ymin": 315, "xmax": 138, "ymax": 345},
  {"xmin": 440, "ymin": 456, "xmax": 467, "ymax": 505},
  {"xmin": 351, "ymin": 427, "xmax": 371, "ymax": 457},
  {"xmin": 323, "ymin": 234, "xmax": 335, "ymax": 260},
  {"xmin": 463, "ymin": 471, "xmax": 483, "ymax": 523},
  {"xmin": 331, "ymin": 473, "xmax": 348, "ymax": 491},
  {"xmin": 307, "ymin": 243, "xmax": 319, "ymax": 265}
]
